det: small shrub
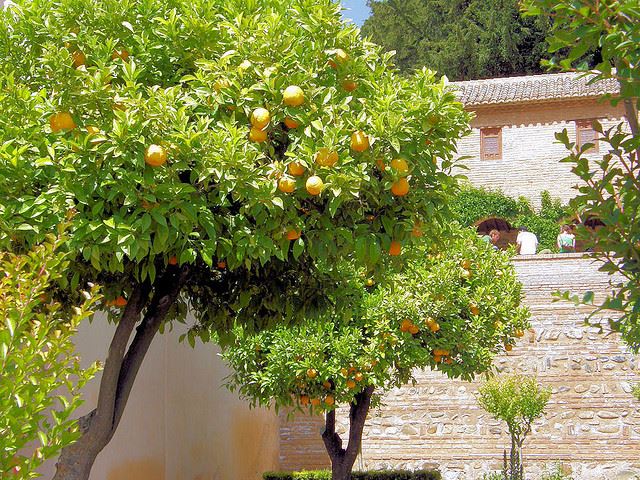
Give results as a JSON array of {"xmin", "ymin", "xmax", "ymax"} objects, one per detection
[
  {"xmin": 481, "ymin": 473, "xmax": 505, "ymax": 480},
  {"xmin": 539, "ymin": 463, "xmax": 573, "ymax": 480}
]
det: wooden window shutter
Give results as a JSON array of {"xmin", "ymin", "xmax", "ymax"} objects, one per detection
[
  {"xmin": 576, "ymin": 120, "xmax": 599, "ymax": 153},
  {"xmin": 481, "ymin": 127, "xmax": 502, "ymax": 160}
]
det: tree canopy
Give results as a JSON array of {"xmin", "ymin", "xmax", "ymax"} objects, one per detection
[
  {"xmin": 361, "ymin": 0, "xmax": 552, "ymax": 80},
  {"xmin": 222, "ymin": 226, "xmax": 529, "ymax": 480},
  {"xmin": 0, "ymin": 0, "xmax": 469, "ymax": 477}
]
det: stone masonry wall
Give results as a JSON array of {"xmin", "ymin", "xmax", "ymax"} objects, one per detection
[
  {"xmin": 279, "ymin": 255, "xmax": 640, "ymax": 480},
  {"xmin": 456, "ymin": 98, "xmax": 626, "ymax": 208}
]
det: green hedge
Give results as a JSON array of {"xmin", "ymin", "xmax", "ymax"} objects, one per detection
[
  {"xmin": 263, "ymin": 470, "xmax": 441, "ymax": 480},
  {"xmin": 450, "ymin": 187, "xmax": 571, "ymax": 251}
]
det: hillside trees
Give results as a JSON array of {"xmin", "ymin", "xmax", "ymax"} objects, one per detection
[
  {"xmin": 522, "ymin": 0, "xmax": 640, "ymax": 349},
  {"xmin": 0, "ymin": 237, "xmax": 100, "ymax": 479},
  {"xmin": 361, "ymin": 0, "xmax": 552, "ymax": 80},
  {"xmin": 0, "ymin": 0, "xmax": 469, "ymax": 478},
  {"xmin": 222, "ymin": 228, "xmax": 530, "ymax": 480}
]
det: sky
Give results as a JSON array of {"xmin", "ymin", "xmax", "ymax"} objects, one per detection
[{"xmin": 340, "ymin": 0, "xmax": 371, "ymax": 26}]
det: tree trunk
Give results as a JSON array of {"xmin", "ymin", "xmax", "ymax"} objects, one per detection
[
  {"xmin": 321, "ymin": 386, "xmax": 374, "ymax": 480},
  {"xmin": 53, "ymin": 265, "xmax": 189, "ymax": 480}
]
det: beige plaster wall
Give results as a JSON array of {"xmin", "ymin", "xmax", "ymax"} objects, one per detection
[
  {"xmin": 456, "ymin": 99, "xmax": 626, "ymax": 208},
  {"xmin": 279, "ymin": 255, "xmax": 640, "ymax": 480},
  {"xmin": 39, "ymin": 318, "xmax": 280, "ymax": 480}
]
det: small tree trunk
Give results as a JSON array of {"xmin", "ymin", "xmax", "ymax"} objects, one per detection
[
  {"xmin": 321, "ymin": 386, "xmax": 374, "ymax": 480},
  {"xmin": 53, "ymin": 266, "xmax": 189, "ymax": 480}
]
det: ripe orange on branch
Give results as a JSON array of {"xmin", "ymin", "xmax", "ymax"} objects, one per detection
[
  {"xmin": 306, "ymin": 175, "xmax": 324, "ymax": 196},
  {"xmin": 350, "ymin": 131, "xmax": 370, "ymax": 152},
  {"xmin": 283, "ymin": 85, "xmax": 304, "ymax": 107},
  {"xmin": 278, "ymin": 177, "xmax": 296, "ymax": 193},
  {"xmin": 388, "ymin": 240, "xmax": 402, "ymax": 256},
  {"xmin": 286, "ymin": 229, "xmax": 301, "ymax": 241},
  {"xmin": 144, "ymin": 144, "xmax": 167, "ymax": 167},
  {"xmin": 111, "ymin": 48, "xmax": 129, "ymax": 61},
  {"xmin": 391, "ymin": 178, "xmax": 410, "ymax": 197},
  {"xmin": 287, "ymin": 161, "xmax": 305, "ymax": 177},
  {"xmin": 249, "ymin": 127, "xmax": 268, "ymax": 143},
  {"xmin": 71, "ymin": 50, "xmax": 86, "ymax": 68},
  {"xmin": 49, "ymin": 112, "xmax": 77, "ymax": 132},
  {"xmin": 390, "ymin": 158, "xmax": 409, "ymax": 175},
  {"xmin": 250, "ymin": 108, "xmax": 271, "ymax": 129},
  {"xmin": 284, "ymin": 117, "xmax": 300, "ymax": 129},
  {"xmin": 315, "ymin": 148, "xmax": 338, "ymax": 167}
]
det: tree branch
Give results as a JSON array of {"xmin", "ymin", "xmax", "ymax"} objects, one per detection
[
  {"xmin": 90, "ymin": 282, "xmax": 150, "ymax": 442},
  {"xmin": 345, "ymin": 385, "xmax": 374, "ymax": 463},
  {"xmin": 322, "ymin": 408, "xmax": 344, "ymax": 460},
  {"xmin": 109, "ymin": 265, "xmax": 190, "ymax": 436}
]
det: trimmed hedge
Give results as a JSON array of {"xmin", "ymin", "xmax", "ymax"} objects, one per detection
[{"xmin": 263, "ymin": 470, "xmax": 441, "ymax": 480}]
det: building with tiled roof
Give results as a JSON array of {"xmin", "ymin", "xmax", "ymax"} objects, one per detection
[{"xmin": 451, "ymin": 71, "xmax": 620, "ymax": 106}]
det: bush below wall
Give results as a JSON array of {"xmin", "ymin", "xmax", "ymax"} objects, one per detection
[{"xmin": 263, "ymin": 470, "xmax": 441, "ymax": 480}]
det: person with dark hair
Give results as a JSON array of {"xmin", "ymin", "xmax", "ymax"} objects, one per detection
[
  {"xmin": 557, "ymin": 224, "xmax": 576, "ymax": 253},
  {"xmin": 516, "ymin": 226, "xmax": 538, "ymax": 255}
]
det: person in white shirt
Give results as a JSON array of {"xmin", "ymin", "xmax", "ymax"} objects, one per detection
[{"xmin": 516, "ymin": 226, "xmax": 538, "ymax": 255}]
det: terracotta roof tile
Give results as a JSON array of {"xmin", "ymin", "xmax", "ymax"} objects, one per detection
[{"xmin": 450, "ymin": 72, "xmax": 619, "ymax": 106}]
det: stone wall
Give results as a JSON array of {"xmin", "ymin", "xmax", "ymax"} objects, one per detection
[
  {"xmin": 279, "ymin": 255, "xmax": 640, "ymax": 480},
  {"xmin": 456, "ymin": 98, "xmax": 626, "ymax": 208}
]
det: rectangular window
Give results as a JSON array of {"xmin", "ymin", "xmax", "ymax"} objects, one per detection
[
  {"xmin": 481, "ymin": 127, "xmax": 502, "ymax": 160},
  {"xmin": 576, "ymin": 120, "xmax": 599, "ymax": 153}
]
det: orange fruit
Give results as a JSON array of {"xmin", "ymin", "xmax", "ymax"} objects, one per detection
[
  {"xmin": 433, "ymin": 354, "xmax": 442, "ymax": 363},
  {"xmin": 461, "ymin": 269, "xmax": 472, "ymax": 280},
  {"xmin": 316, "ymin": 148, "xmax": 338, "ymax": 167},
  {"xmin": 390, "ymin": 158, "xmax": 409, "ymax": 175},
  {"xmin": 324, "ymin": 395, "xmax": 335, "ymax": 406},
  {"xmin": 411, "ymin": 224, "xmax": 423, "ymax": 238},
  {"xmin": 408, "ymin": 324, "xmax": 419, "ymax": 335},
  {"xmin": 286, "ymin": 229, "xmax": 301, "ymax": 241},
  {"xmin": 391, "ymin": 178, "xmax": 410, "ymax": 197},
  {"xmin": 350, "ymin": 130, "xmax": 370, "ymax": 152},
  {"xmin": 111, "ymin": 49, "xmax": 129, "ymax": 61},
  {"xmin": 310, "ymin": 398, "xmax": 321, "ymax": 407},
  {"xmin": 217, "ymin": 260, "xmax": 227, "ymax": 269},
  {"xmin": 287, "ymin": 161, "xmax": 305, "ymax": 177},
  {"xmin": 429, "ymin": 322, "xmax": 440, "ymax": 333},
  {"xmin": 342, "ymin": 79, "xmax": 357, "ymax": 92},
  {"xmin": 278, "ymin": 176, "xmax": 296, "ymax": 193},
  {"xmin": 346, "ymin": 379, "xmax": 356, "ymax": 389},
  {"xmin": 250, "ymin": 108, "xmax": 271, "ymax": 129},
  {"xmin": 323, "ymin": 380, "xmax": 332, "ymax": 389},
  {"xmin": 113, "ymin": 296, "xmax": 127, "ymax": 307},
  {"xmin": 249, "ymin": 127, "xmax": 268, "ymax": 143},
  {"xmin": 284, "ymin": 117, "xmax": 300, "ymax": 129},
  {"xmin": 400, "ymin": 319, "xmax": 412, "ymax": 332},
  {"xmin": 433, "ymin": 349, "xmax": 450, "ymax": 356},
  {"xmin": 306, "ymin": 368, "xmax": 318, "ymax": 379},
  {"xmin": 505, "ymin": 344, "xmax": 513, "ymax": 352},
  {"xmin": 365, "ymin": 278, "xmax": 375, "ymax": 287},
  {"xmin": 71, "ymin": 50, "xmax": 86, "ymax": 68},
  {"xmin": 376, "ymin": 158, "xmax": 386, "ymax": 171},
  {"xmin": 388, "ymin": 240, "xmax": 401, "ymax": 256},
  {"xmin": 168, "ymin": 256, "xmax": 178, "ymax": 265},
  {"xmin": 300, "ymin": 395, "xmax": 310, "ymax": 406},
  {"xmin": 444, "ymin": 357, "xmax": 453, "ymax": 365},
  {"xmin": 515, "ymin": 329, "xmax": 525, "ymax": 338},
  {"xmin": 306, "ymin": 175, "xmax": 324, "ymax": 196},
  {"xmin": 49, "ymin": 112, "xmax": 76, "ymax": 132},
  {"xmin": 470, "ymin": 304, "xmax": 480, "ymax": 316},
  {"xmin": 329, "ymin": 49, "xmax": 349, "ymax": 68},
  {"xmin": 340, "ymin": 368, "xmax": 348, "ymax": 377},
  {"xmin": 354, "ymin": 372, "xmax": 364, "ymax": 382},
  {"xmin": 144, "ymin": 144, "xmax": 167, "ymax": 167},
  {"xmin": 283, "ymin": 85, "xmax": 304, "ymax": 107}
]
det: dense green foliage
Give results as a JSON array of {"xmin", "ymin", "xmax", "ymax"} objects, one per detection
[
  {"xmin": 0, "ymin": 0, "xmax": 469, "ymax": 336},
  {"xmin": 450, "ymin": 187, "xmax": 570, "ymax": 251},
  {"xmin": 361, "ymin": 0, "xmax": 551, "ymax": 80},
  {"xmin": 523, "ymin": 0, "xmax": 640, "ymax": 349},
  {"xmin": 478, "ymin": 375, "xmax": 552, "ymax": 480},
  {"xmin": 0, "ymin": 237, "xmax": 100, "ymax": 478},
  {"xmin": 222, "ymin": 227, "xmax": 529, "ymax": 411},
  {"xmin": 0, "ymin": 1, "xmax": 470, "ymax": 476},
  {"xmin": 263, "ymin": 471, "xmax": 440, "ymax": 480}
]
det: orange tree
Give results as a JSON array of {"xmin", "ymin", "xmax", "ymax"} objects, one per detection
[
  {"xmin": 221, "ymin": 228, "xmax": 530, "ymax": 480},
  {"xmin": 0, "ymin": 0, "xmax": 469, "ymax": 478}
]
